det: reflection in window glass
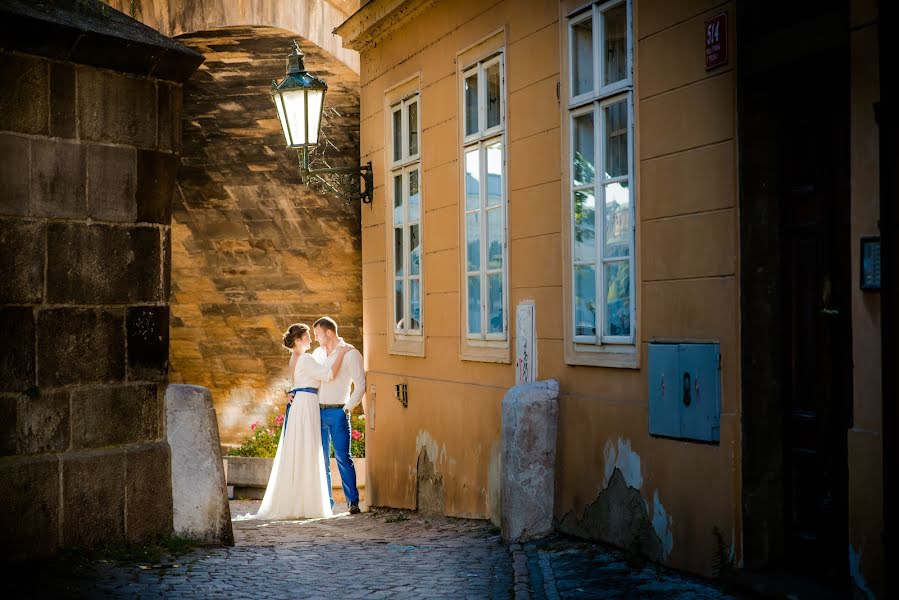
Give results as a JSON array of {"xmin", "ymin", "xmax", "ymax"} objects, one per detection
[
  {"xmin": 410, "ymin": 224, "xmax": 420, "ymax": 276},
  {"xmin": 486, "ymin": 62, "xmax": 501, "ymax": 129},
  {"xmin": 604, "ymin": 260, "xmax": 630, "ymax": 336},
  {"xmin": 464, "ymin": 72, "xmax": 479, "ymax": 136},
  {"xmin": 603, "ymin": 99, "xmax": 628, "ymax": 178},
  {"xmin": 574, "ymin": 191, "xmax": 596, "ymax": 261},
  {"xmin": 572, "ymin": 17, "xmax": 593, "ymax": 96},
  {"xmin": 486, "ymin": 142, "xmax": 502, "ymax": 206},
  {"xmin": 466, "ymin": 213, "xmax": 480, "ymax": 271},
  {"xmin": 603, "ymin": 181, "xmax": 629, "ymax": 258},
  {"xmin": 465, "ymin": 149, "xmax": 480, "ymax": 211},
  {"xmin": 393, "ymin": 175, "xmax": 403, "ymax": 225},
  {"xmin": 392, "ymin": 109, "xmax": 402, "ymax": 162},
  {"xmin": 573, "ymin": 112, "xmax": 595, "ymax": 186},
  {"xmin": 410, "ymin": 279, "xmax": 421, "ymax": 330},
  {"xmin": 487, "ymin": 273, "xmax": 503, "ymax": 333},
  {"xmin": 394, "ymin": 227, "xmax": 403, "ymax": 276},
  {"xmin": 574, "ymin": 264, "xmax": 596, "ymax": 336},
  {"xmin": 487, "ymin": 209, "xmax": 503, "ymax": 269},
  {"xmin": 395, "ymin": 280, "xmax": 404, "ymax": 329},
  {"xmin": 603, "ymin": 4, "xmax": 627, "ymax": 86},
  {"xmin": 467, "ymin": 275, "xmax": 481, "ymax": 334},
  {"xmin": 409, "ymin": 170, "xmax": 420, "ymax": 222},
  {"xmin": 408, "ymin": 101, "xmax": 418, "ymax": 156}
]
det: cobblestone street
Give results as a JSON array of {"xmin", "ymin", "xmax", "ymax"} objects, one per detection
[{"xmin": 18, "ymin": 501, "xmax": 745, "ymax": 599}]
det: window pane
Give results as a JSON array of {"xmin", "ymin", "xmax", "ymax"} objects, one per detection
[
  {"xmin": 574, "ymin": 191, "xmax": 596, "ymax": 261},
  {"xmin": 392, "ymin": 109, "xmax": 402, "ymax": 161},
  {"xmin": 465, "ymin": 149, "xmax": 480, "ymax": 211},
  {"xmin": 573, "ymin": 112, "xmax": 595, "ymax": 186},
  {"xmin": 394, "ymin": 227, "xmax": 404, "ymax": 276},
  {"xmin": 466, "ymin": 212, "xmax": 480, "ymax": 272},
  {"xmin": 486, "ymin": 62, "xmax": 501, "ymax": 129},
  {"xmin": 393, "ymin": 175, "xmax": 403, "ymax": 225},
  {"xmin": 603, "ymin": 3, "xmax": 627, "ymax": 86},
  {"xmin": 487, "ymin": 273, "xmax": 503, "ymax": 334},
  {"xmin": 408, "ymin": 101, "xmax": 419, "ymax": 156},
  {"xmin": 603, "ymin": 99, "xmax": 628, "ymax": 178},
  {"xmin": 487, "ymin": 208, "xmax": 503, "ymax": 269},
  {"xmin": 467, "ymin": 275, "xmax": 482, "ymax": 334},
  {"xmin": 604, "ymin": 260, "xmax": 630, "ymax": 337},
  {"xmin": 410, "ymin": 223, "xmax": 421, "ymax": 276},
  {"xmin": 603, "ymin": 181, "xmax": 630, "ymax": 258},
  {"xmin": 572, "ymin": 17, "xmax": 593, "ymax": 96},
  {"xmin": 486, "ymin": 142, "xmax": 502, "ymax": 207},
  {"xmin": 464, "ymin": 72, "xmax": 479, "ymax": 136},
  {"xmin": 395, "ymin": 279, "xmax": 405, "ymax": 329},
  {"xmin": 410, "ymin": 278, "xmax": 421, "ymax": 330},
  {"xmin": 409, "ymin": 169, "xmax": 420, "ymax": 222},
  {"xmin": 574, "ymin": 264, "xmax": 596, "ymax": 337}
]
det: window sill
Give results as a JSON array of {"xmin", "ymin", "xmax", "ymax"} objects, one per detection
[
  {"xmin": 460, "ymin": 339, "xmax": 510, "ymax": 363},
  {"xmin": 388, "ymin": 334, "xmax": 425, "ymax": 357},
  {"xmin": 565, "ymin": 342, "xmax": 640, "ymax": 369}
]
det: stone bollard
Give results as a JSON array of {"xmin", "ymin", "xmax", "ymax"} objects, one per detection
[
  {"xmin": 165, "ymin": 384, "xmax": 234, "ymax": 545},
  {"xmin": 501, "ymin": 379, "xmax": 560, "ymax": 543}
]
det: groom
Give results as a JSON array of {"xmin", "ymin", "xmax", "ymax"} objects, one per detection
[{"xmin": 312, "ymin": 316, "xmax": 364, "ymax": 514}]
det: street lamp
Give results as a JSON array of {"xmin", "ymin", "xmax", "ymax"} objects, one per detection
[{"xmin": 271, "ymin": 41, "xmax": 373, "ymax": 203}]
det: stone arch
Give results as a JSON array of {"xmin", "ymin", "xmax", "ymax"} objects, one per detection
[
  {"xmin": 165, "ymin": 25, "xmax": 362, "ymax": 445},
  {"xmin": 104, "ymin": 0, "xmax": 360, "ymax": 73}
]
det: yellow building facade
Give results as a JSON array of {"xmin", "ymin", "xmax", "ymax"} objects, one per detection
[{"xmin": 336, "ymin": 0, "xmax": 885, "ymax": 595}]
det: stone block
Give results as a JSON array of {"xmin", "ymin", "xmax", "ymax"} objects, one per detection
[
  {"xmin": 125, "ymin": 442, "xmax": 173, "ymax": 542},
  {"xmin": 0, "ymin": 221, "xmax": 44, "ymax": 304},
  {"xmin": 62, "ymin": 448, "xmax": 126, "ymax": 547},
  {"xmin": 0, "ymin": 394, "xmax": 16, "ymax": 456},
  {"xmin": 46, "ymin": 222, "xmax": 161, "ymax": 304},
  {"xmin": 136, "ymin": 149, "xmax": 178, "ymax": 223},
  {"xmin": 0, "ymin": 307, "xmax": 36, "ymax": 392},
  {"xmin": 77, "ymin": 67, "xmax": 157, "ymax": 148},
  {"xmin": 165, "ymin": 384, "xmax": 233, "ymax": 545},
  {"xmin": 157, "ymin": 82, "xmax": 182, "ymax": 154},
  {"xmin": 126, "ymin": 306, "xmax": 169, "ymax": 381},
  {"xmin": 16, "ymin": 389, "xmax": 70, "ymax": 455},
  {"xmin": 0, "ymin": 454, "xmax": 60, "ymax": 558},
  {"xmin": 501, "ymin": 379, "xmax": 559, "ymax": 543},
  {"xmin": 71, "ymin": 384, "xmax": 160, "ymax": 449},
  {"xmin": 49, "ymin": 62, "xmax": 76, "ymax": 139},
  {"xmin": 31, "ymin": 137, "xmax": 86, "ymax": 218},
  {"xmin": 0, "ymin": 133, "xmax": 30, "ymax": 215},
  {"xmin": 87, "ymin": 144, "xmax": 136, "ymax": 222},
  {"xmin": 0, "ymin": 51, "xmax": 48, "ymax": 135},
  {"xmin": 37, "ymin": 308, "xmax": 124, "ymax": 386}
]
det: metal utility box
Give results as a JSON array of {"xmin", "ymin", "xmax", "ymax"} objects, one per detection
[{"xmin": 648, "ymin": 343, "xmax": 721, "ymax": 443}]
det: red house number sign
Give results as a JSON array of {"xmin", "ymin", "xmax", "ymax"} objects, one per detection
[{"xmin": 705, "ymin": 13, "xmax": 727, "ymax": 70}]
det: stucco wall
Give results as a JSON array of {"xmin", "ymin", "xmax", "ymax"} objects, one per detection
[{"xmin": 356, "ymin": 0, "xmax": 740, "ymax": 575}]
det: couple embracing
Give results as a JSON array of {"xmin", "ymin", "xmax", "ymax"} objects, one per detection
[{"xmin": 249, "ymin": 317, "xmax": 364, "ymax": 520}]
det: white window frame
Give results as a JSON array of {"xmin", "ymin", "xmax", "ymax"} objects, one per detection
[
  {"xmin": 390, "ymin": 94, "xmax": 423, "ymax": 338},
  {"xmin": 564, "ymin": 0, "xmax": 638, "ymax": 366},
  {"xmin": 461, "ymin": 53, "xmax": 508, "ymax": 345}
]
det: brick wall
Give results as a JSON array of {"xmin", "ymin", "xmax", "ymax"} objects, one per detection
[
  {"xmin": 0, "ymin": 0, "xmax": 201, "ymax": 558},
  {"xmin": 170, "ymin": 27, "xmax": 362, "ymax": 444}
]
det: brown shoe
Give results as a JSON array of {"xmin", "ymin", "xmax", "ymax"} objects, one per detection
[{"xmin": 348, "ymin": 502, "xmax": 361, "ymax": 514}]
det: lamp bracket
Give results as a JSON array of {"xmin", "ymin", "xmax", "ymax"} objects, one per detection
[{"xmin": 298, "ymin": 147, "xmax": 373, "ymax": 204}]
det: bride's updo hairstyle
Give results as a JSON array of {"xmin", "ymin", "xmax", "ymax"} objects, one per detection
[{"xmin": 282, "ymin": 323, "xmax": 310, "ymax": 349}]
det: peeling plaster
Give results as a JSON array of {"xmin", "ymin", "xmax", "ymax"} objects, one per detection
[
  {"xmin": 415, "ymin": 430, "xmax": 440, "ymax": 466},
  {"xmin": 651, "ymin": 489, "xmax": 674, "ymax": 560},
  {"xmin": 603, "ymin": 437, "xmax": 642, "ymax": 490},
  {"xmin": 848, "ymin": 544, "xmax": 875, "ymax": 600}
]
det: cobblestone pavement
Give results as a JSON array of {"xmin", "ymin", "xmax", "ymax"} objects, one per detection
[{"xmin": 22, "ymin": 501, "xmax": 744, "ymax": 599}]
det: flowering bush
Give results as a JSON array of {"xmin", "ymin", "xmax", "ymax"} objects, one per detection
[
  {"xmin": 228, "ymin": 413, "xmax": 284, "ymax": 458},
  {"xmin": 350, "ymin": 414, "xmax": 365, "ymax": 458}
]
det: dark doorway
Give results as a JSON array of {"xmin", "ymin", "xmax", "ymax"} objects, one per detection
[{"xmin": 739, "ymin": 0, "xmax": 851, "ymax": 590}]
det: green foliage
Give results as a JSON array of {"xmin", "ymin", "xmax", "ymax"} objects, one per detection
[
  {"xmin": 350, "ymin": 413, "xmax": 366, "ymax": 458},
  {"xmin": 227, "ymin": 413, "xmax": 284, "ymax": 458}
]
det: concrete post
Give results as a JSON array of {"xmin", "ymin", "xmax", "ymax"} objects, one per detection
[
  {"xmin": 165, "ymin": 384, "xmax": 234, "ymax": 545},
  {"xmin": 501, "ymin": 379, "xmax": 560, "ymax": 542}
]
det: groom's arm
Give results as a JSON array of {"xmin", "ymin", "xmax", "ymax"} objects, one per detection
[{"xmin": 343, "ymin": 349, "xmax": 366, "ymax": 414}]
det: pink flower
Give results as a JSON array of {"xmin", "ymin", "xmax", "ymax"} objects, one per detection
[
  {"xmin": 275, "ymin": 415, "xmax": 285, "ymax": 425},
  {"xmin": 250, "ymin": 422, "xmax": 258, "ymax": 431},
  {"xmin": 351, "ymin": 430, "xmax": 363, "ymax": 441},
  {"xmin": 267, "ymin": 429, "xmax": 273, "ymax": 435}
]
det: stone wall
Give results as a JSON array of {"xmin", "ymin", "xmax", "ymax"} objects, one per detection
[
  {"xmin": 170, "ymin": 27, "xmax": 362, "ymax": 444},
  {"xmin": 0, "ymin": 0, "xmax": 201, "ymax": 558}
]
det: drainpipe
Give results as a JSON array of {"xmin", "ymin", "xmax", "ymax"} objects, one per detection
[{"xmin": 878, "ymin": 1, "xmax": 896, "ymax": 596}]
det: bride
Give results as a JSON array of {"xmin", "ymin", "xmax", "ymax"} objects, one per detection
[{"xmin": 248, "ymin": 323, "xmax": 350, "ymax": 520}]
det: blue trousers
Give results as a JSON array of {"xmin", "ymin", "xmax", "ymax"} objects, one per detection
[{"xmin": 320, "ymin": 407, "xmax": 359, "ymax": 506}]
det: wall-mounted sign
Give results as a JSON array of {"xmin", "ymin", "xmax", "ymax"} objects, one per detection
[
  {"xmin": 705, "ymin": 13, "xmax": 728, "ymax": 70},
  {"xmin": 860, "ymin": 236, "xmax": 881, "ymax": 291}
]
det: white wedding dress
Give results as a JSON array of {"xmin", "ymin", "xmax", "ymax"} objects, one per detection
[{"xmin": 247, "ymin": 353, "xmax": 333, "ymax": 520}]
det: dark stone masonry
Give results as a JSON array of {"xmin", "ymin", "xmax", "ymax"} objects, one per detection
[{"xmin": 0, "ymin": 0, "xmax": 202, "ymax": 559}]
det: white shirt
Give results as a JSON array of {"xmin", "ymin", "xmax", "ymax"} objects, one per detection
[{"xmin": 312, "ymin": 339, "xmax": 366, "ymax": 412}]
